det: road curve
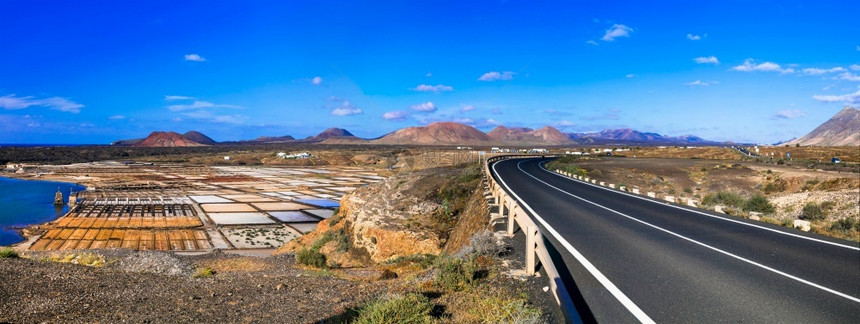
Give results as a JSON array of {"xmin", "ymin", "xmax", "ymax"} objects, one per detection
[{"xmin": 492, "ymin": 158, "xmax": 860, "ymax": 323}]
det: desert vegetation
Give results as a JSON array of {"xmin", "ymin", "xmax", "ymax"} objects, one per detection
[{"xmin": 549, "ymin": 156, "xmax": 859, "ymax": 241}]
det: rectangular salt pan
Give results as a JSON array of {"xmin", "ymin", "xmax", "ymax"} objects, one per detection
[
  {"xmin": 289, "ymin": 223, "xmax": 319, "ymax": 234},
  {"xmin": 269, "ymin": 211, "xmax": 320, "ymax": 222},
  {"xmin": 304, "ymin": 209, "xmax": 335, "ymax": 219},
  {"xmin": 189, "ymin": 195, "xmax": 232, "ymax": 203},
  {"xmin": 294, "ymin": 199, "xmax": 340, "ymax": 208},
  {"xmin": 207, "ymin": 212, "xmax": 275, "ymax": 225}
]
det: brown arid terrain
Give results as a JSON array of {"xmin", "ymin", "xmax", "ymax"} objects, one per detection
[
  {"xmin": 1, "ymin": 153, "xmax": 561, "ymax": 323},
  {"xmin": 548, "ymin": 156, "xmax": 859, "ymax": 241}
]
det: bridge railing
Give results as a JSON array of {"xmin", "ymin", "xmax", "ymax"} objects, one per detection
[{"xmin": 483, "ymin": 154, "xmax": 577, "ymax": 321}]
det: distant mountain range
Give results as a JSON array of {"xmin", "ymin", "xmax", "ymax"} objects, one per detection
[
  {"xmin": 786, "ymin": 106, "xmax": 858, "ymax": 146},
  {"xmin": 113, "ymin": 123, "xmax": 726, "ymax": 147}
]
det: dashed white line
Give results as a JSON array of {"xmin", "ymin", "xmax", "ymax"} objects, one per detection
[{"xmin": 511, "ymin": 159, "xmax": 860, "ymax": 304}]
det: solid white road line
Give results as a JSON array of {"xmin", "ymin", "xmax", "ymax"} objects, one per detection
[
  {"xmin": 492, "ymin": 160, "xmax": 656, "ymax": 324},
  {"xmin": 518, "ymin": 159, "xmax": 860, "ymax": 304},
  {"xmin": 538, "ymin": 161, "xmax": 859, "ymax": 251}
]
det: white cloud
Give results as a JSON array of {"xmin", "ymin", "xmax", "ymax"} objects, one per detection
[
  {"xmin": 382, "ymin": 111, "xmax": 409, "ymax": 121},
  {"xmin": 837, "ymin": 72, "xmax": 860, "ymax": 81},
  {"xmin": 626, "ymin": 74, "xmax": 635, "ymax": 78},
  {"xmin": 164, "ymin": 95, "xmax": 194, "ymax": 101},
  {"xmin": 693, "ymin": 56, "xmax": 719, "ymax": 64},
  {"xmin": 410, "ymin": 101, "xmax": 437, "ymax": 112},
  {"xmin": 460, "ymin": 105, "xmax": 476, "ymax": 112},
  {"xmin": 184, "ymin": 54, "xmax": 206, "ymax": 62},
  {"xmin": 731, "ymin": 59, "xmax": 794, "ymax": 73},
  {"xmin": 478, "ymin": 71, "xmax": 516, "ymax": 81},
  {"xmin": 425, "ymin": 72, "xmax": 433, "ymax": 77},
  {"xmin": 686, "ymin": 34, "xmax": 701, "ymax": 41},
  {"xmin": 601, "ymin": 24, "xmax": 633, "ymax": 41},
  {"xmin": 585, "ymin": 40, "xmax": 599, "ymax": 46},
  {"xmin": 108, "ymin": 115, "xmax": 126, "ymax": 120},
  {"xmin": 311, "ymin": 76, "xmax": 323, "ymax": 85},
  {"xmin": 851, "ymin": 65, "xmax": 860, "ymax": 71},
  {"xmin": 167, "ymin": 100, "xmax": 242, "ymax": 111},
  {"xmin": 772, "ymin": 109, "xmax": 805, "ymax": 119},
  {"xmin": 180, "ymin": 109, "xmax": 246, "ymax": 124},
  {"xmin": 686, "ymin": 80, "xmax": 711, "ymax": 86},
  {"xmin": 802, "ymin": 67, "xmax": 845, "ymax": 75},
  {"xmin": 411, "ymin": 84, "xmax": 454, "ymax": 92},
  {"xmin": 813, "ymin": 89, "xmax": 860, "ymax": 105},
  {"xmin": 0, "ymin": 94, "xmax": 83, "ymax": 113},
  {"xmin": 330, "ymin": 101, "xmax": 362, "ymax": 116}
]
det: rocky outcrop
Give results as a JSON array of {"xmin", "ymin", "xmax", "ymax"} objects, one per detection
[{"xmin": 279, "ymin": 166, "xmax": 487, "ymax": 263}]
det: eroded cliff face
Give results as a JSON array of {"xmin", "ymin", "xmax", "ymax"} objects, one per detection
[{"xmin": 278, "ymin": 165, "xmax": 488, "ymax": 264}]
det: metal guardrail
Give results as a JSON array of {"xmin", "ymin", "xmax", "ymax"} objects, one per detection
[{"xmin": 483, "ymin": 155, "xmax": 579, "ymax": 323}]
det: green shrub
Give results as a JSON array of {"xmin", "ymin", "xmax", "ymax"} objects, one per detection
[
  {"xmin": 701, "ymin": 191, "xmax": 744, "ymax": 207},
  {"xmin": 296, "ymin": 248, "xmax": 327, "ymax": 268},
  {"xmin": 800, "ymin": 202, "xmax": 825, "ymax": 221},
  {"xmin": 743, "ymin": 195, "xmax": 775, "ymax": 214},
  {"xmin": 355, "ymin": 294, "xmax": 433, "ymax": 324},
  {"xmin": 435, "ymin": 256, "xmax": 481, "ymax": 291},
  {"xmin": 461, "ymin": 292, "xmax": 543, "ymax": 323},
  {"xmin": 193, "ymin": 267, "xmax": 215, "ymax": 278},
  {"xmin": 830, "ymin": 217, "xmax": 859, "ymax": 233},
  {"xmin": 0, "ymin": 247, "xmax": 19, "ymax": 258}
]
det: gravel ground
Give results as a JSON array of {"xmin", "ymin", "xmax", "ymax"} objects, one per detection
[
  {"xmin": 1, "ymin": 248, "xmax": 563, "ymax": 323},
  {"xmin": 0, "ymin": 251, "xmax": 384, "ymax": 323}
]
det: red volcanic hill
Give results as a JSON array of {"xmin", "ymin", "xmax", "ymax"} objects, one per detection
[
  {"xmin": 134, "ymin": 131, "xmax": 210, "ymax": 147},
  {"xmin": 487, "ymin": 126, "xmax": 573, "ymax": 144},
  {"xmin": 487, "ymin": 126, "xmax": 533, "ymax": 141},
  {"xmin": 182, "ymin": 131, "xmax": 217, "ymax": 145},
  {"xmin": 305, "ymin": 128, "xmax": 356, "ymax": 142},
  {"xmin": 373, "ymin": 122, "xmax": 491, "ymax": 145},
  {"xmin": 529, "ymin": 126, "xmax": 573, "ymax": 144}
]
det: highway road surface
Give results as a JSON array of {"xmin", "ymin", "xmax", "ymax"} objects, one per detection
[{"xmin": 491, "ymin": 158, "xmax": 860, "ymax": 323}]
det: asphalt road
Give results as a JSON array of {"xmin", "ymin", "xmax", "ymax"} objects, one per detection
[{"xmin": 492, "ymin": 158, "xmax": 860, "ymax": 323}]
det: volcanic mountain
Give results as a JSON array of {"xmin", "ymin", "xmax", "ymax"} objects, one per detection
[
  {"xmin": 247, "ymin": 135, "xmax": 296, "ymax": 143},
  {"xmin": 372, "ymin": 122, "xmax": 491, "ymax": 145},
  {"xmin": 182, "ymin": 131, "xmax": 217, "ymax": 145},
  {"xmin": 304, "ymin": 128, "xmax": 356, "ymax": 142},
  {"xmin": 486, "ymin": 126, "xmax": 534, "ymax": 141},
  {"xmin": 112, "ymin": 131, "xmax": 215, "ymax": 147},
  {"xmin": 787, "ymin": 106, "xmax": 859, "ymax": 146},
  {"xmin": 487, "ymin": 126, "xmax": 573, "ymax": 144},
  {"xmin": 134, "ymin": 131, "xmax": 211, "ymax": 147}
]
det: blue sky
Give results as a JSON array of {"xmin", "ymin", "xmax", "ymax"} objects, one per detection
[{"xmin": 1, "ymin": 0, "xmax": 858, "ymax": 144}]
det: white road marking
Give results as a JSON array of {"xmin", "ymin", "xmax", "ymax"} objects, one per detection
[
  {"xmin": 538, "ymin": 161, "xmax": 859, "ymax": 251},
  {"xmin": 492, "ymin": 160, "xmax": 656, "ymax": 324},
  {"xmin": 512, "ymin": 159, "xmax": 860, "ymax": 304}
]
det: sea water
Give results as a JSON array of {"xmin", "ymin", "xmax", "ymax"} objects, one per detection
[{"xmin": 0, "ymin": 176, "xmax": 85, "ymax": 246}]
